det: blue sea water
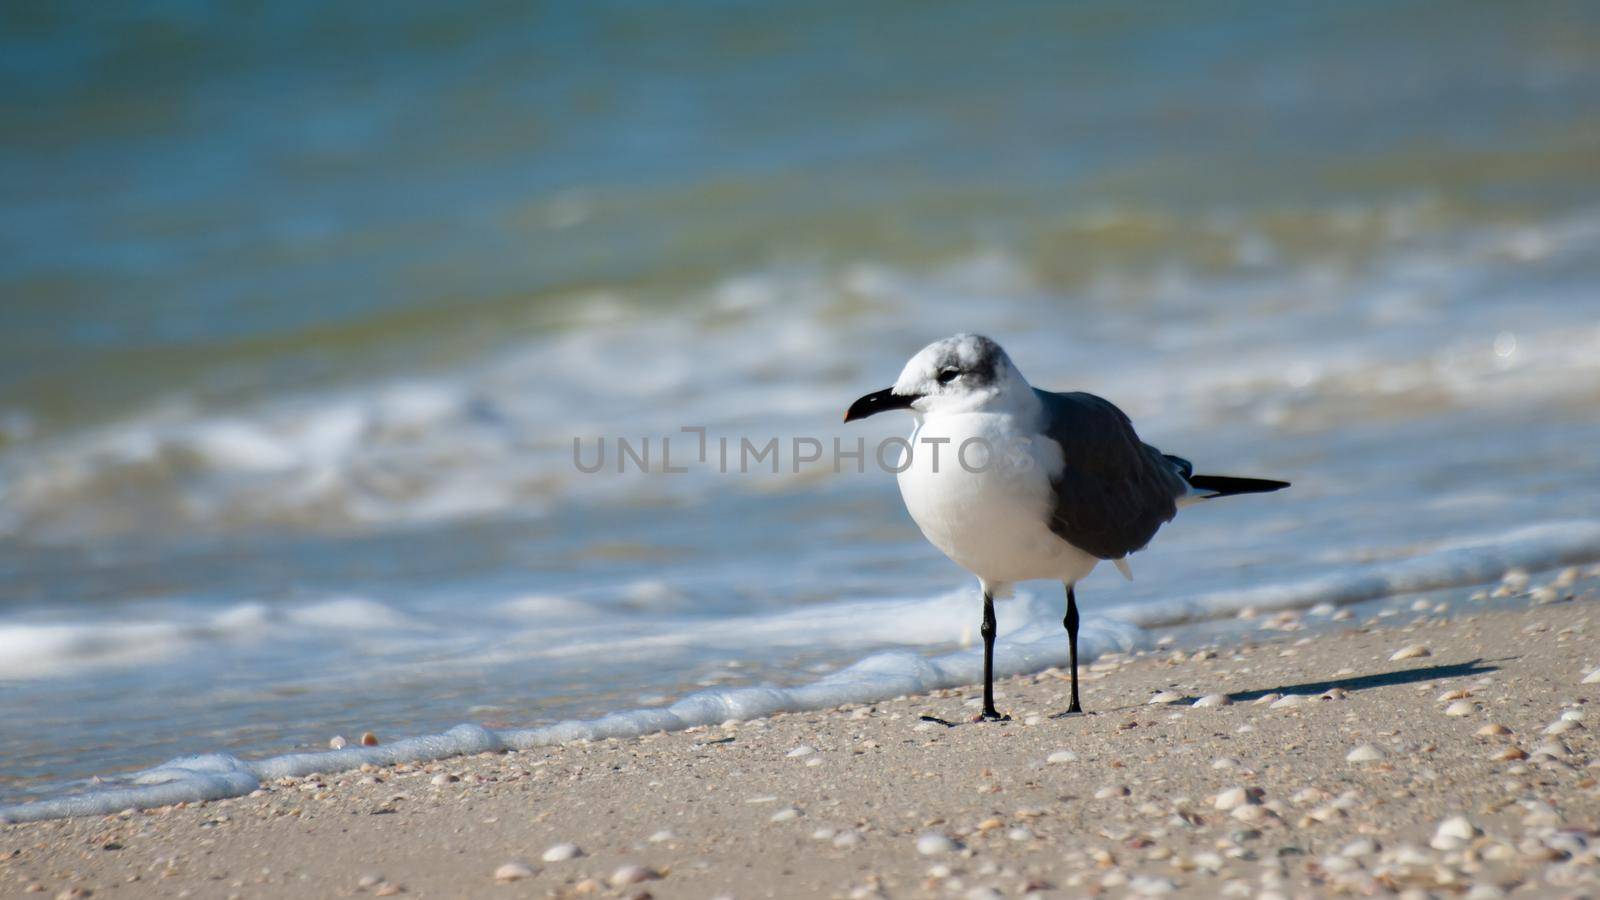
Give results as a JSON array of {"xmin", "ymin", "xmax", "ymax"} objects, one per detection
[{"xmin": 3, "ymin": 1, "xmax": 1600, "ymax": 809}]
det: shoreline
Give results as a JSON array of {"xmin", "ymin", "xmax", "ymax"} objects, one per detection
[
  {"xmin": 4, "ymin": 582, "xmax": 1598, "ymax": 897},
  {"xmin": 9, "ymin": 522, "xmax": 1600, "ymax": 822}
]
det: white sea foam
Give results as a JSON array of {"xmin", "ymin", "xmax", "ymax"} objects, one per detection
[
  {"xmin": 287, "ymin": 596, "xmax": 420, "ymax": 631},
  {"xmin": 0, "ymin": 596, "xmax": 420, "ymax": 681},
  {"xmin": 5, "ymin": 520, "xmax": 1597, "ymax": 824},
  {"xmin": 0, "ymin": 622, "xmax": 196, "ymax": 679},
  {"xmin": 4, "ymin": 210, "xmax": 1600, "ymax": 543},
  {"xmin": 496, "ymin": 593, "xmax": 602, "ymax": 621}
]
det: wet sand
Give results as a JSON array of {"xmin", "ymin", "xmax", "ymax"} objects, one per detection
[{"xmin": 4, "ymin": 583, "xmax": 1598, "ymax": 899}]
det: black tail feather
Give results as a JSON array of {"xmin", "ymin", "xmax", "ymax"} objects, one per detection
[{"xmin": 1187, "ymin": 474, "xmax": 1290, "ymax": 497}]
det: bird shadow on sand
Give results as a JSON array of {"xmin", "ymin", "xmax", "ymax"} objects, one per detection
[
  {"xmin": 1222, "ymin": 658, "xmax": 1502, "ymax": 704},
  {"xmin": 940, "ymin": 659, "xmax": 1505, "ymax": 723},
  {"xmin": 1072, "ymin": 658, "xmax": 1507, "ymax": 717}
]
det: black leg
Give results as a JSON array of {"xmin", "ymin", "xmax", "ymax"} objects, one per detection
[
  {"xmin": 1064, "ymin": 585, "xmax": 1082, "ymax": 714},
  {"xmin": 980, "ymin": 591, "xmax": 1009, "ymax": 721}
]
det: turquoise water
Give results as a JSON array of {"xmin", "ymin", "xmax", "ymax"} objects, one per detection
[{"xmin": 3, "ymin": 1, "xmax": 1600, "ymax": 804}]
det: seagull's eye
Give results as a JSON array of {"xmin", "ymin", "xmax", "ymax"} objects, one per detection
[{"xmin": 937, "ymin": 368, "xmax": 961, "ymax": 385}]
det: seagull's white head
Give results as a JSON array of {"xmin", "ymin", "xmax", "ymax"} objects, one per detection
[{"xmin": 844, "ymin": 334, "xmax": 1033, "ymax": 422}]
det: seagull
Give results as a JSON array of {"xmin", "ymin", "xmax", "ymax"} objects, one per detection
[{"xmin": 845, "ymin": 334, "xmax": 1288, "ymax": 721}]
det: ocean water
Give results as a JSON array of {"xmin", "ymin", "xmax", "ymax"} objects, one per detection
[{"xmin": 4, "ymin": 1, "xmax": 1600, "ymax": 814}]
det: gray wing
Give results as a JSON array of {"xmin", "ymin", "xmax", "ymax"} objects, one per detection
[{"xmin": 1034, "ymin": 389, "xmax": 1189, "ymax": 560}]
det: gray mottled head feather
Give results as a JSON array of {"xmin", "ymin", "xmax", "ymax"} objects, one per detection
[{"xmin": 892, "ymin": 333, "xmax": 1014, "ymax": 396}]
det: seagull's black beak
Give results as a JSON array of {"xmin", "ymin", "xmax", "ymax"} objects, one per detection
[{"xmin": 844, "ymin": 387, "xmax": 920, "ymax": 422}]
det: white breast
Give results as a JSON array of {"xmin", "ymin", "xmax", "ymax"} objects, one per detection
[{"xmin": 895, "ymin": 410, "xmax": 1099, "ymax": 593}]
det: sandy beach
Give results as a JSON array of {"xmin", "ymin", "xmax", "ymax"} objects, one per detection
[{"xmin": 5, "ymin": 579, "xmax": 1598, "ymax": 900}]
